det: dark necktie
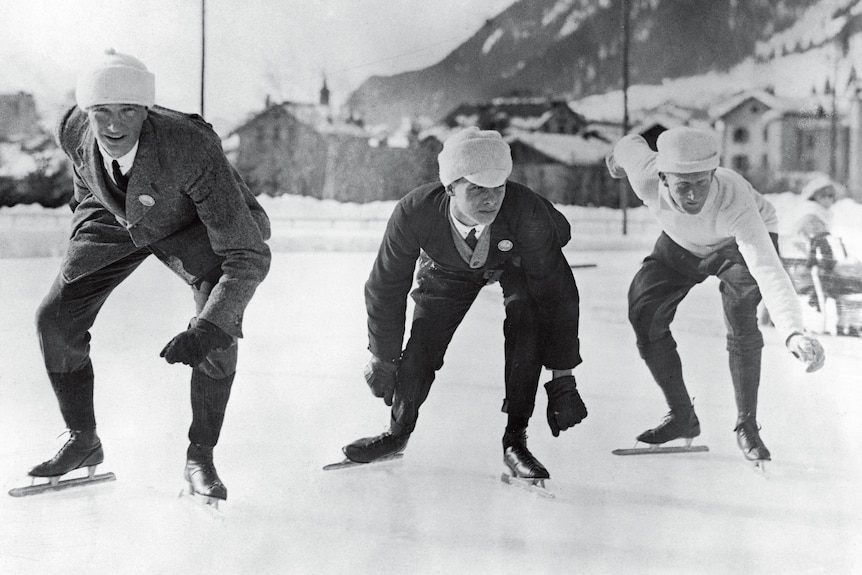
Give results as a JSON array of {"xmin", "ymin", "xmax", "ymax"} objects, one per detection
[
  {"xmin": 465, "ymin": 228, "xmax": 478, "ymax": 250},
  {"xmin": 111, "ymin": 160, "xmax": 128, "ymax": 191}
]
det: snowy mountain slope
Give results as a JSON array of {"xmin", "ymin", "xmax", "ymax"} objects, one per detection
[{"xmin": 346, "ymin": 0, "xmax": 821, "ymax": 127}]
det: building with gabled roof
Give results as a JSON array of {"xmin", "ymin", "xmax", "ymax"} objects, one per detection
[
  {"xmin": 508, "ymin": 131, "xmax": 612, "ymax": 166},
  {"xmin": 710, "ymin": 89, "xmax": 848, "ymax": 185},
  {"xmin": 503, "ymin": 131, "xmax": 629, "ymax": 206},
  {"xmin": 230, "ymin": 84, "xmax": 440, "ymax": 202},
  {"xmin": 231, "ymin": 100, "xmax": 331, "ymax": 198}
]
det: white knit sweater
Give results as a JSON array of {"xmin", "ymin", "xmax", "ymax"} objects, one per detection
[{"xmin": 613, "ymin": 134, "xmax": 804, "ymax": 342}]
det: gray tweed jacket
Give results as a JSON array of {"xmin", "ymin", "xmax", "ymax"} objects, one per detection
[{"xmin": 55, "ymin": 105, "xmax": 271, "ymax": 338}]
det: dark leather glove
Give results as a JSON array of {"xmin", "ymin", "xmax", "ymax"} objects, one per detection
[
  {"xmin": 545, "ymin": 375, "xmax": 587, "ymax": 437},
  {"xmin": 160, "ymin": 318, "xmax": 233, "ymax": 367},
  {"xmin": 363, "ymin": 355, "xmax": 399, "ymax": 406}
]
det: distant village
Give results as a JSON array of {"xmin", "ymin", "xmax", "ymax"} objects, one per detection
[
  {"xmin": 228, "ymin": 77, "xmax": 862, "ymax": 205},
  {"xmin": 3, "ymin": 77, "xmax": 862, "ymax": 207}
]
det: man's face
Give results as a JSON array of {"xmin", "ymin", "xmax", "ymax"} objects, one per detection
[
  {"xmin": 660, "ymin": 170, "xmax": 714, "ymax": 214},
  {"xmin": 87, "ymin": 104, "xmax": 147, "ymax": 158},
  {"xmin": 448, "ymin": 178, "xmax": 506, "ymax": 226}
]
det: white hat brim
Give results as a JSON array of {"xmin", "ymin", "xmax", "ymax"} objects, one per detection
[{"xmin": 464, "ymin": 169, "xmax": 508, "ymax": 188}]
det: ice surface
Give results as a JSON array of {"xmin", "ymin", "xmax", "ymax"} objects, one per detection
[{"xmin": 1, "ymin": 245, "xmax": 860, "ymax": 575}]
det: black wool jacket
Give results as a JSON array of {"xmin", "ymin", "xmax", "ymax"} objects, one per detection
[{"xmin": 365, "ymin": 180, "xmax": 581, "ymax": 369}]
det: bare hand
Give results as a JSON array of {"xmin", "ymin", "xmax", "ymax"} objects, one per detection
[{"xmin": 787, "ymin": 334, "xmax": 825, "ymax": 373}]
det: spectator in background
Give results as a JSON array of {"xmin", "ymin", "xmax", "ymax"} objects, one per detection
[{"xmin": 785, "ymin": 176, "xmax": 862, "ymax": 335}]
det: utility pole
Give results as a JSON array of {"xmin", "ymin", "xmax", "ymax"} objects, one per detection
[
  {"xmin": 620, "ymin": 0, "xmax": 630, "ymax": 235},
  {"xmin": 830, "ymin": 42, "xmax": 838, "ymax": 179},
  {"xmin": 201, "ymin": 0, "xmax": 206, "ymax": 117}
]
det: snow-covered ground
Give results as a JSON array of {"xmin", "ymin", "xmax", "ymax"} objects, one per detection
[
  {"xmin": 1, "ymin": 193, "xmax": 861, "ymax": 574},
  {"xmin": 7, "ymin": 188, "xmax": 861, "ymax": 258}
]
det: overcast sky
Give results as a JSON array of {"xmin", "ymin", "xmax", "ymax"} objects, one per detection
[{"xmin": 2, "ymin": 0, "xmax": 517, "ymax": 131}]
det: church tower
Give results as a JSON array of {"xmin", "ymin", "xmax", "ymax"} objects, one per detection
[{"xmin": 319, "ymin": 76, "xmax": 331, "ymax": 107}]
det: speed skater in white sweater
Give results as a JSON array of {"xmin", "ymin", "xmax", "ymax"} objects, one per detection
[{"xmin": 607, "ymin": 127, "xmax": 824, "ymax": 464}]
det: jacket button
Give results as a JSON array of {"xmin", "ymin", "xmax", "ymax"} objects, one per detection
[{"xmin": 139, "ymin": 194, "xmax": 155, "ymax": 206}]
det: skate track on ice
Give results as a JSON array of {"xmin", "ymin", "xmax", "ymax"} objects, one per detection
[{"xmin": 1, "ymin": 249, "xmax": 860, "ymax": 575}]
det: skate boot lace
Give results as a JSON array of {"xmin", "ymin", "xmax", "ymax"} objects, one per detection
[
  {"xmin": 195, "ymin": 459, "xmax": 218, "ymax": 475},
  {"xmin": 370, "ymin": 431, "xmax": 393, "ymax": 446},
  {"xmin": 48, "ymin": 436, "xmax": 72, "ymax": 463},
  {"xmin": 48, "ymin": 430, "xmax": 83, "ymax": 463},
  {"xmin": 659, "ymin": 409, "xmax": 697, "ymax": 431},
  {"xmin": 503, "ymin": 431, "xmax": 548, "ymax": 478},
  {"xmin": 735, "ymin": 419, "xmax": 762, "ymax": 444},
  {"xmin": 185, "ymin": 456, "xmax": 222, "ymax": 486}
]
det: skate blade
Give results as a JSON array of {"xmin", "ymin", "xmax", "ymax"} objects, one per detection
[
  {"xmin": 613, "ymin": 438, "xmax": 709, "ymax": 456},
  {"xmin": 748, "ymin": 458, "xmax": 769, "ymax": 477},
  {"xmin": 323, "ymin": 453, "xmax": 404, "ymax": 471},
  {"xmin": 500, "ymin": 473, "xmax": 555, "ymax": 498},
  {"xmin": 9, "ymin": 467, "xmax": 116, "ymax": 498},
  {"xmin": 179, "ymin": 484, "xmax": 226, "ymax": 517}
]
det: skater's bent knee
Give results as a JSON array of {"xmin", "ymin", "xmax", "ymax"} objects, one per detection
[
  {"xmin": 504, "ymin": 296, "xmax": 538, "ymax": 326},
  {"xmin": 637, "ymin": 335, "xmax": 677, "ymax": 360},
  {"xmin": 35, "ymin": 297, "xmax": 65, "ymax": 337},
  {"xmin": 726, "ymin": 332, "xmax": 763, "ymax": 353}
]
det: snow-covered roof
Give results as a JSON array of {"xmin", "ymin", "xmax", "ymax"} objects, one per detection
[
  {"xmin": 507, "ymin": 131, "xmax": 611, "ymax": 166},
  {"xmin": 231, "ymin": 100, "xmax": 370, "ymax": 139},
  {"xmin": 417, "ymin": 124, "xmax": 456, "ymax": 144},
  {"xmin": 570, "ymin": 84, "xmax": 728, "ymax": 126},
  {"xmin": 708, "ymin": 89, "xmax": 813, "ymax": 120},
  {"xmin": 508, "ymin": 110, "xmax": 555, "ymax": 131},
  {"xmin": 442, "ymin": 98, "xmax": 582, "ymax": 130},
  {"xmin": 631, "ymin": 111, "xmax": 712, "ymax": 134},
  {"xmin": 581, "ymin": 122, "xmax": 623, "ymax": 143}
]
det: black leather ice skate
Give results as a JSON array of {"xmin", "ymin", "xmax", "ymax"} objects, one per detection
[
  {"xmin": 342, "ymin": 431, "xmax": 410, "ymax": 464},
  {"xmin": 10, "ymin": 430, "xmax": 115, "ymax": 497},
  {"xmin": 636, "ymin": 410, "xmax": 701, "ymax": 445},
  {"xmin": 735, "ymin": 417, "xmax": 771, "ymax": 462},
  {"xmin": 184, "ymin": 443, "xmax": 227, "ymax": 502},
  {"xmin": 502, "ymin": 429, "xmax": 549, "ymax": 479},
  {"xmin": 29, "ymin": 429, "xmax": 104, "ymax": 478}
]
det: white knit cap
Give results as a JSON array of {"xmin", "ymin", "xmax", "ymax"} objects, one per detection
[
  {"xmin": 438, "ymin": 127, "xmax": 513, "ymax": 187},
  {"xmin": 800, "ymin": 174, "xmax": 837, "ymax": 200},
  {"xmin": 655, "ymin": 127, "xmax": 720, "ymax": 174},
  {"xmin": 75, "ymin": 49, "xmax": 155, "ymax": 109}
]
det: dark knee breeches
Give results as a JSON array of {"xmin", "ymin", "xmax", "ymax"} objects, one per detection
[
  {"xmin": 628, "ymin": 233, "xmax": 768, "ymax": 418},
  {"xmin": 36, "ymin": 251, "xmax": 237, "ymax": 445},
  {"xmin": 628, "ymin": 233, "xmax": 765, "ymax": 356},
  {"xmin": 391, "ymin": 260, "xmax": 546, "ymax": 434}
]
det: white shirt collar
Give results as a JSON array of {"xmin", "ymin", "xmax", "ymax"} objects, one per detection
[
  {"xmin": 448, "ymin": 200, "xmax": 486, "ymax": 239},
  {"xmin": 98, "ymin": 140, "xmax": 139, "ymax": 179}
]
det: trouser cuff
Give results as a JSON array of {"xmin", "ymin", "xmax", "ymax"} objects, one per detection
[{"xmin": 500, "ymin": 398, "xmax": 535, "ymax": 419}]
